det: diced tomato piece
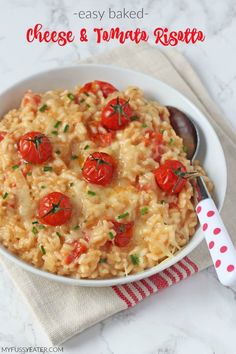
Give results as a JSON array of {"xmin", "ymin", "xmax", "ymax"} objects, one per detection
[
  {"xmin": 82, "ymin": 231, "xmax": 90, "ymax": 243},
  {"xmin": 144, "ymin": 130, "xmax": 163, "ymax": 146},
  {"xmin": 137, "ymin": 183, "xmax": 151, "ymax": 191},
  {"xmin": 169, "ymin": 202, "xmax": 179, "ymax": 209},
  {"xmin": 112, "ymin": 221, "xmax": 134, "ymax": 247},
  {"xmin": 65, "ymin": 241, "xmax": 87, "ymax": 265},
  {"xmin": 144, "ymin": 130, "xmax": 164, "ymax": 162},
  {"xmin": 22, "ymin": 92, "xmax": 41, "ymax": 107},
  {"xmin": 88, "ymin": 121, "xmax": 115, "ymax": 147},
  {"xmin": 0, "ymin": 131, "xmax": 7, "ymax": 142},
  {"xmin": 22, "ymin": 164, "xmax": 32, "ymax": 177},
  {"xmin": 102, "ymin": 240, "xmax": 113, "ymax": 252}
]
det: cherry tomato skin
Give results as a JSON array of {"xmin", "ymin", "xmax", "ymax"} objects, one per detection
[
  {"xmin": 0, "ymin": 131, "xmax": 7, "ymax": 142},
  {"xmin": 18, "ymin": 132, "xmax": 53, "ymax": 164},
  {"xmin": 65, "ymin": 241, "xmax": 87, "ymax": 265},
  {"xmin": 82, "ymin": 152, "xmax": 115, "ymax": 186},
  {"xmin": 154, "ymin": 160, "xmax": 187, "ymax": 194},
  {"xmin": 88, "ymin": 121, "xmax": 115, "ymax": 147},
  {"xmin": 112, "ymin": 221, "xmax": 134, "ymax": 247},
  {"xmin": 95, "ymin": 81, "xmax": 118, "ymax": 98},
  {"xmin": 79, "ymin": 80, "xmax": 118, "ymax": 98},
  {"xmin": 101, "ymin": 97, "xmax": 133, "ymax": 130},
  {"xmin": 38, "ymin": 192, "xmax": 72, "ymax": 226}
]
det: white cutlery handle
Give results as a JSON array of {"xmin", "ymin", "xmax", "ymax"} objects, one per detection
[{"xmin": 196, "ymin": 198, "xmax": 236, "ymax": 286}]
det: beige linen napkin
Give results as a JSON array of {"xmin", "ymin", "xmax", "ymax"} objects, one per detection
[{"xmin": 1, "ymin": 44, "xmax": 235, "ymax": 345}]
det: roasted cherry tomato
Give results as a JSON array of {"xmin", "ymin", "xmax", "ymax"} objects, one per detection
[
  {"xmin": 154, "ymin": 160, "xmax": 187, "ymax": 194},
  {"xmin": 0, "ymin": 131, "xmax": 7, "ymax": 142},
  {"xmin": 101, "ymin": 97, "xmax": 133, "ymax": 130},
  {"xmin": 87, "ymin": 121, "xmax": 115, "ymax": 147},
  {"xmin": 79, "ymin": 80, "xmax": 118, "ymax": 98},
  {"xmin": 65, "ymin": 241, "xmax": 87, "ymax": 265},
  {"xmin": 112, "ymin": 221, "xmax": 134, "ymax": 247},
  {"xmin": 38, "ymin": 192, "xmax": 72, "ymax": 226},
  {"xmin": 18, "ymin": 131, "xmax": 53, "ymax": 164},
  {"xmin": 82, "ymin": 152, "xmax": 115, "ymax": 186}
]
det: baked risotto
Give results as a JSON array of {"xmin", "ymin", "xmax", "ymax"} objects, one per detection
[{"xmin": 0, "ymin": 80, "xmax": 212, "ymax": 279}]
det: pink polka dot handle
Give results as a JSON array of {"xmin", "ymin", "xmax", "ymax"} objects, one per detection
[{"xmin": 196, "ymin": 198, "xmax": 236, "ymax": 286}]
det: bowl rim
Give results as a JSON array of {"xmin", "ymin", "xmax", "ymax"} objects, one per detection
[{"xmin": 0, "ymin": 63, "xmax": 228, "ymax": 287}]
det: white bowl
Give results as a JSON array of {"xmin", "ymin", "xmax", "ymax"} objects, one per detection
[{"xmin": 0, "ymin": 65, "xmax": 227, "ymax": 286}]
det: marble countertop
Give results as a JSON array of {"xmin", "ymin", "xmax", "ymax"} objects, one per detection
[{"xmin": 0, "ymin": 0, "xmax": 236, "ymax": 353}]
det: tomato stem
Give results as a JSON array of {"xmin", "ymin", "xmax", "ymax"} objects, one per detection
[
  {"xmin": 109, "ymin": 97, "xmax": 130, "ymax": 126},
  {"xmin": 90, "ymin": 155, "xmax": 112, "ymax": 170},
  {"xmin": 25, "ymin": 135, "xmax": 44, "ymax": 151},
  {"xmin": 171, "ymin": 168, "xmax": 199, "ymax": 193},
  {"xmin": 40, "ymin": 195, "xmax": 70, "ymax": 219}
]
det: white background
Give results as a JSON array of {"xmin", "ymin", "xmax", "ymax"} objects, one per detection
[{"xmin": 0, "ymin": 0, "xmax": 236, "ymax": 353}]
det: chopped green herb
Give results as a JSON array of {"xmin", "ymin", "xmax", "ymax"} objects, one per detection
[
  {"xmin": 80, "ymin": 99, "xmax": 85, "ymax": 103},
  {"xmin": 12, "ymin": 164, "xmax": 19, "ymax": 170},
  {"xmin": 55, "ymin": 150, "xmax": 61, "ymax": 155},
  {"xmin": 160, "ymin": 129, "xmax": 165, "ymax": 134},
  {"xmin": 63, "ymin": 124, "xmax": 69, "ymax": 133},
  {"xmin": 160, "ymin": 200, "xmax": 165, "ymax": 204},
  {"xmin": 169, "ymin": 138, "xmax": 174, "ymax": 145},
  {"xmin": 130, "ymin": 254, "xmax": 139, "ymax": 265},
  {"xmin": 86, "ymin": 104, "xmax": 90, "ymax": 108},
  {"xmin": 56, "ymin": 232, "xmax": 62, "ymax": 237},
  {"xmin": 32, "ymin": 226, "xmax": 38, "ymax": 235},
  {"xmin": 142, "ymin": 123, "xmax": 148, "ymax": 128},
  {"xmin": 140, "ymin": 207, "xmax": 149, "ymax": 215},
  {"xmin": 41, "ymin": 185, "xmax": 46, "ymax": 189},
  {"xmin": 67, "ymin": 93, "xmax": 75, "ymax": 101},
  {"xmin": 27, "ymin": 171, "xmax": 32, "ymax": 176},
  {"xmin": 183, "ymin": 145, "xmax": 188, "ymax": 153},
  {"xmin": 51, "ymin": 130, "xmax": 58, "ymax": 136},
  {"xmin": 32, "ymin": 221, "xmax": 39, "ymax": 225},
  {"xmin": 87, "ymin": 190, "xmax": 96, "ymax": 196},
  {"xmin": 117, "ymin": 212, "xmax": 129, "ymax": 220},
  {"xmin": 39, "ymin": 104, "xmax": 48, "ymax": 112},
  {"xmin": 84, "ymin": 92, "xmax": 89, "ymax": 96},
  {"xmin": 72, "ymin": 225, "xmax": 80, "ymax": 230},
  {"xmin": 69, "ymin": 182, "xmax": 74, "ymax": 187},
  {"xmin": 130, "ymin": 115, "xmax": 139, "ymax": 121},
  {"xmin": 84, "ymin": 144, "xmax": 90, "ymax": 150},
  {"xmin": 71, "ymin": 155, "xmax": 78, "ymax": 160},
  {"xmin": 38, "ymin": 224, "xmax": 45, "ymax": 230},
  {"xmin": 54, "ymin": 121, "xmax": 61, "ymax": 128},
  {"xmin": 40, "ymin": 245, "xmax": 46, "ymax": 255},
  {"xmin": 2, "ymin": 192, "xmax": 8, "ymax": 200},
  {"xmin": 99, "ymin": 258, "xmax": 107, "ymax": 264},
  {"xmin": 108, "ymin": 231, "xmax": 115, "ymax": 240},
  {"xmin": 43, "ymin": 166, "xmax": 52, "ymax": 172}
]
